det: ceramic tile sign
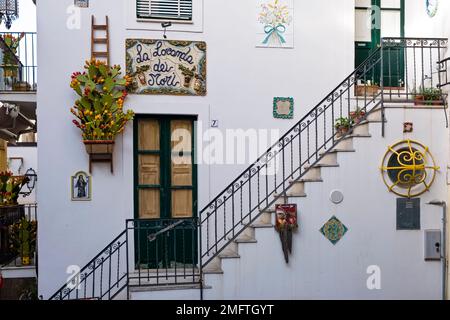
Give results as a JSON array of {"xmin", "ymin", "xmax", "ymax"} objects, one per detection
[
  {"xmin": 126, "ymin": 39, "xmax": 207, "ymax": 96},
  {"xmin": 256, "ymin": 0, "xmax": 294, "ymax": 48},
  {"xmin": 273, "ymin": 97, "xmax": 294, "ymax": 119},
  {"xmin": 320, "ymin": 216, "xmax": 348, "ymax": 245}
]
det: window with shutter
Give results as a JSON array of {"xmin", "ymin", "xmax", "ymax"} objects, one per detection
[{"xmin": 137, "ymin": 0, "xmax": 193, "ymax": 21}]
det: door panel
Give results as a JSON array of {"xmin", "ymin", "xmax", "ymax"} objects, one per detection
[
  {"xmin": 139, "ymin": 119, "xmax": 160, "ymax": 150},
  {"xmin": 172, "ymin": 190, "xmax": 193, "ymax": 218},
  {"xmin": 138, "ymin": 155, "xmax": 160, "ymax": 185},
  {"xmin": 139, "ymin": 189, "xmax": 160, "ymax": 219}
]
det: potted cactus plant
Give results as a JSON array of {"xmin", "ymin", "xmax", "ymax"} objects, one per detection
[
  {"xmin": 9, "ymin": 218, "xmax": 37, "ymax": 266},
  {"xmin": 70, "ymin": 60, "xmax": 134, "ymax": 165},
  {"xmin": 335, "ymin": 117, "xmax": 353, "ymax": 137}
]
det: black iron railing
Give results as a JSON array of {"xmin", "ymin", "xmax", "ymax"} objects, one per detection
[
  {"xmin": 0, "ymin": 32, "xmax": 37, "ymax": 92},
  {"xmin": 0, "ymin": 203, "xmax": 37, "ymax": 267},
  {"xmin": 49, "ymin": 37, "xmax": 448, "ymax": 300},
  {"xmin": 199, "ymin": 37, "xmax": 448, "ymax": 268},
  {"xmin": 381, "ymin": 38, "xmax": 448, "ymax": 101},
  {"xmin": 49, "ymin": 218, "xmax": 199, "ymax": 300},
  {"xmin": 438, "ymin": 57, "xmax": 450, "ymax": 88}
]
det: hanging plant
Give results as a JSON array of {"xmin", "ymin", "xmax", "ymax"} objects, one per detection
[
  {"xmin": 70, "ymin": 59, "xmax": 134, "ymax": 141},
  {"xmin": 70, "ymin": 60, "xmax": 134, "ymax": 169}
]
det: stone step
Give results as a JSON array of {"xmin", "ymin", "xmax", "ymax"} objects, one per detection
[
  {"xmin": 301, "ymin": 167, "xmax": 321, "ymax": 180},
  {"xmin": 352, "ymin": 122, "xmax": 370, "ymax": 135}
]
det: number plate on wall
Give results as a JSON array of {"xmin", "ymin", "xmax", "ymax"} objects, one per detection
[{"xmin": 126, "ymin": 39, "xmax": 207, "ymax": 96}]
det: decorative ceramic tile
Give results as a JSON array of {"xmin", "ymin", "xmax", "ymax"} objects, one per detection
[
  {"xmin": 273, "ymin": 97, "xmax": 294, "ymax": 119},
  {"xmin": 320, "ymin": 216, "xmax": 348, "ymax": 245},
  {"xmin": 256, "ymin": 0, "xmax": 294, "ymax": 48}
]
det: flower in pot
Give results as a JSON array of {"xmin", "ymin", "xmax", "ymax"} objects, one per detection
[
  {"xmin": 0, "ymin": 171, "xmax": 29, "ymax": 206},
  {"xmin": 349, "ymin": 107, "xmax": 366, "ymax": 125},
  {"xmin": 70, "ymin": 60, "xmax": 134, "ymax": 156},
  {"xmin": 9, "ymin": 218, "xmax": 37, "ymax": 266},
  {"xmin": 335, "ymin": 117, "xmax": 353, "ymax": 137},
  {"xmin": 414, "ymin": 87, "xmax": 444, "ymax": 106},
  {"xmin": 178, "ymin": 65, "xmax": 196, "ymax": 88}
]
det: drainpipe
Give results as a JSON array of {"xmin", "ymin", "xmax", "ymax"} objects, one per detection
[{"xmin": 428, "ymin": 200, "xmax": 447, "ymax": 300}]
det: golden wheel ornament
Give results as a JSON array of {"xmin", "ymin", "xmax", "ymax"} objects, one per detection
[{"xmin": 380, "ymin": 140, "xmax": 439, "ymax": 198}]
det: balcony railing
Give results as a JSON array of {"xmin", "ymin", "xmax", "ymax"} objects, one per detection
[
  {"xmin": 0, "ymin": 203, "xmax": 37, "ymax": 268},
  {"xmin": 0, "ymin": 32, "xmax": 37, "ymax": 92}
]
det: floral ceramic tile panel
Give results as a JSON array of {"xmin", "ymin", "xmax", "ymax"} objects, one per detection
[
  {"xmin": 256, "ymin": 0, "xmax": 294, "ymax": 48},
  {"xmin": 320, "ymin": 216, "xmax": 348, "ymax": 245}
]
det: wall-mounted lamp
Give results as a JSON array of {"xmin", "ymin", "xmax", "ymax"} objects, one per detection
[{"xmin": 161, "ymin": 22, "xmax": 172, "ymax": 39}]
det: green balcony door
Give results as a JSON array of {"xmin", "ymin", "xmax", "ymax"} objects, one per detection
[
  {"xmin": 134, "ymin": 115, "xmax": 197, "ymax": 269},
  {"xmin": 355, "ymin": 0, "xmax": 405, "ymax": 87}
]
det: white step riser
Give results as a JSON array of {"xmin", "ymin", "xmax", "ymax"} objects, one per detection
[
  {"xmin": 352, "ymin": 123, "xmax": 370, "ymax": 135},
  {"xmin": 255, "ymin": 212, "xmax": 272, "ymax": 225},
  {"xmin": 203, "ymin": 257, "xmax": 222, "ymax": 273},
  {"xmin": 335, "ymin": 137, "xmax": 353, "ymax": 150},
  {"xmin": 289, "ymin": 181, "xmax": 305, "ymax": 195},
  {"xmin": 302, "ymin": 167, "xmax": 321, "ymax": 180},
  {"xmin": 318, "ymin": 153, "xmax": 338, "ymax": 166},
  {"xmin": 220, "ymin": 242, "xmax": 238, "ymax": 256},
  {"xmin": 237, "ymin": 227, "xmax": 255, "ymax": 240},
  {"xmin": 367, "ymin": 109, "xmax": 382, "ymax": 122}
]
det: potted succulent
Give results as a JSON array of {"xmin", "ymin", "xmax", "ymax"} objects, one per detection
[
  {"xmin": 0, "ymin": 33, "xmax": 24, "ymax": 78},
  {"xmin": 70, "ymin": 60, "xmax": 134, "ymax": 159},
  {"xmin": 349, "ymin": 107, "xmax": 366, "ymax": 124},
  {"xmin": 335, "ymin": 117, "xmax": 353, "ymax": 137},
  {"xmin": 414, "ymin": 87, "xmax": 444, "ymax": 106},
  {"xmin": 0, "ymin": 171, "xmax": 29, "ymax": 206},
  {"xmin": 9, "ymin": 218, "xmax": 37, "ymax": 266}
]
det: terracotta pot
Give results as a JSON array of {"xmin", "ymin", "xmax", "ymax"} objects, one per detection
[
  {"xmin": 83, "ymin": 140, "xmax": 115, "ymax": 154},
  {"xmin": 414, "ymin": 95, "xmax": 444, "ymax": 106},
  {"xmin": 355, "ymin": 85, "xmax": 380, "ymax": 97},
  {"xmin": 336, "ymin": 126, "xmax": 350, "ymax": 137},
  {"xmin": 350, "ymin": 112, "xmax": 366, "ymax": 124},
  {"xmin": 183, "ymin": 76, "xmax": 192, "ymax": 87}
]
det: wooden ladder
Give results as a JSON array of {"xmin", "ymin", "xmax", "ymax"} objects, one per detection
[{"xmin": 91, "ymin": 15, "xmax": 110, "ymax": 65}]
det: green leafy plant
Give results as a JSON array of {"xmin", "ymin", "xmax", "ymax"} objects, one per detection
[
  {"xmin": 335, "ymin": 117, "xmax": 353, "ymax": 130},
  {"xmin": 9, "ymin": 218, "xmax": 37, "ymax": 265},
  {"xmin": 0, "ymin": 171, "xmax": 29, "ymax": 206},
  {"xmin": 413, "ymin": 86, "xmax": 444, "ymax": 106},
  {"xmin": 0, "ymin": 33, "xmax": 24, "ymax": 78},
  {"xmin": 70, "ymin": 59, "xmax": 135, "ymax": 141}
]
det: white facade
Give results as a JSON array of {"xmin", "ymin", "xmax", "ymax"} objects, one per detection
[{"xmin": 36, "ymin": 0, "xmax": 450, "ymax": 299}]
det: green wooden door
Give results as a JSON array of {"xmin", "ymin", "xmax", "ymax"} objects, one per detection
[
  {"xmin": 134, "ymin": 115, "xmax": 197, "ymax": 269},
  {"xmin": 355, "ymin": 0, "xmax": 405, "ymax": 87}
]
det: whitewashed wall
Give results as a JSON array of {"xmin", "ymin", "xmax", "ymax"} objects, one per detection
[
  {"xmin": 8, "ymin": 146, "xmax": 37, "ymax": 204},
  {"xmin": 36, "ymin": 0, "xmax": 355, "ymax": 298},
  {"xmin": 405, "ymin": 0, "xmax": 450, "ymax": 299},
  {"xmin": 204, "ymin": 107, "xmax": 448, "ymax": 300}
]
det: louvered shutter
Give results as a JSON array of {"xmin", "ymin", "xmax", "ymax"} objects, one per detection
[{"xmin": 137, "ymin": 0, "xmax": 193, "ymax": 21}]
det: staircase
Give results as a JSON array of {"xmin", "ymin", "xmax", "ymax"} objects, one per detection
[{"xmin": 49, "ymin": 37, "xmax": 449, "ymax": 300}]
